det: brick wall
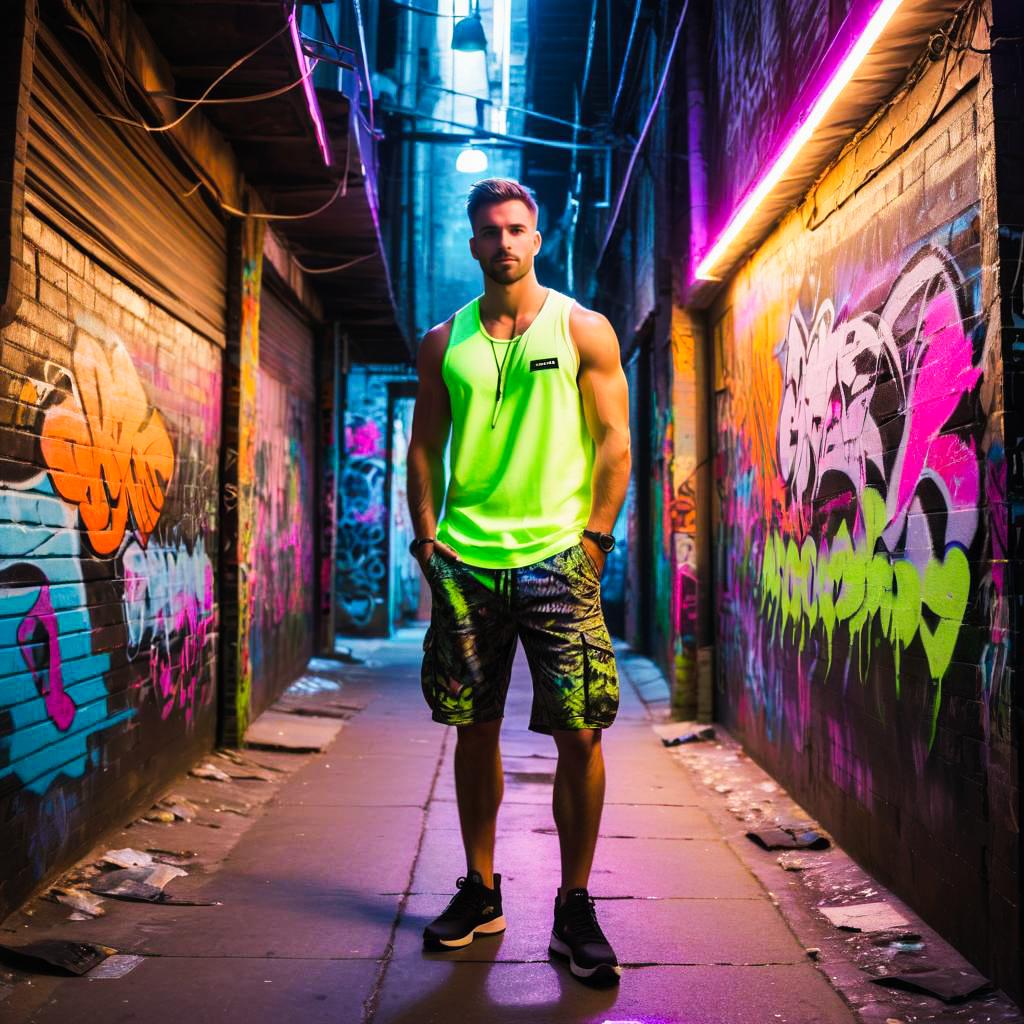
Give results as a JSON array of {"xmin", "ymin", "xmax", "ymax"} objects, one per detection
[
  {"xmin": 0, "ymin": 209, "xmax": 222, "ymax": 912},
  {"xmin": 710, "ymin": 21, "xmax": 1019, "ymax": 991}
]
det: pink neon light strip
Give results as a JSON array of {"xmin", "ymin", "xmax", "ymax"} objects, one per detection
[
  {"xmin": 289, "ymin": 9, "xmax": 332, "ymax": 166},
  {"xmin": 694, "ymin": 0, "xmax": 903, "ymax": 281}
]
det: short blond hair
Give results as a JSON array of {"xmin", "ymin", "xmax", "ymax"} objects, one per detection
[{"xmin": 466, "ymin": 178, "xmax": 538, "ymax": 229}]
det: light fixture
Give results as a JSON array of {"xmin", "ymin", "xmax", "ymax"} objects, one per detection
[
  {"xmin": 693, "ymin": 0, "xmax": 904, "ymax": 281},
  {"xmin": 288, "ymin": 8, "xmax": 332, "ymax": 166},
  {"xmin": 456, "ymin": 144, "xmax": 488, "ymax": 173},
  {"xmin": 452, "ymin": 2, "xmax": 487, "ymax": 52}
]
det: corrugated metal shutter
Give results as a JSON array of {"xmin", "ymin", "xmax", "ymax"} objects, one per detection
[
  {"xmin": 26, "ymin": 20, "xmax": 227, "ymax": 346},
  {"xmin": 259, "ymin": 284, "xmax": 315, "ymax": 400}
]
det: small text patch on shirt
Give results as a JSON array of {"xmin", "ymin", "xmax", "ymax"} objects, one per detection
[{"xmin": 530, "ymin": 357, "xmax": 559, "ymax": 372}]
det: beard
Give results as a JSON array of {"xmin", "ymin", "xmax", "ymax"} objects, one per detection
[{"xmin": 481, "ymin": 253, "xmax": 531, "ymax": 285}]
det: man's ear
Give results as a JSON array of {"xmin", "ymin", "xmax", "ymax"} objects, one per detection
[
  {"xmin": 469, "ymin": 235, "xmax": 478, "ymax": 260},
  {"xmin": 533, "ymin": 230, "xmax": 542, "ymax": 254}
]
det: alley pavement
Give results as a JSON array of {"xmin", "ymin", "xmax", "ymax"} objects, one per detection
[{"xmin": 5, "ymin": 627, "xmax": 858, "ymax": 1024}]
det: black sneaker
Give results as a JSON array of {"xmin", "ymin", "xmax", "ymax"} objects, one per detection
[
  {"xmin": 549, "ymin": 887, "xmax": 621, "ymax": 983},
  {"xmin": 423, "ymin": 871, "xmax": 506, "ymax": 949}
]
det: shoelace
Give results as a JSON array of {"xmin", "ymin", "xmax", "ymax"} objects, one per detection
[
  {"xmin": 562, "ymin": 895, "xmax": 608, "ymax": 945},
  {"xmin": 440, "ymin": 875, "xmax": 486, "ymax": 918}
]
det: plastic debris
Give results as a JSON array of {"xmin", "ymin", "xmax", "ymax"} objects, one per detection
[
  {"xmin": 101, "ymin": 848, "xmax": 153, "ymax": 869},
  {"xmin": 871, "ymin": 931, "xmax": 924, "ymax": 952},
  {"xmin": 777, "ymin": 853, "xmax": 807, "ymax": 871},
  {"xmin": 50, "ymin": 887, "xmax": 106, "ymax": 917},
  {"xmin": 160, "ymin": 795, "xmax": 201, "ymax": 821},
  {"xmin": 190, "ymin": 762, "xmax": 232, "ymax": 782},
  {"xmin": 818, "ymin": 902, "xmax": 909, "ymax": 932},
  {"xmin": 89, "ymin": 864, "xmax": 186, "ymax": 902},
  {"xmin": 805, "ymin": 947, "xmax": 821, "ymax": 960},
  {"xmin": 142, "ymin": 809, "xmax": 176, "ymax": 824},
  {"xmin": 0, "ymin": 940, "xmax": 115, "ymax": 976},
  {"xmin": 661, "ymin": 726, "xmax": 716, "ymax": 747},
  {"xmin": 746, "ymin": 826, "xmax": 831, "ymax": 851},
  {"xmin": 86, "ymin": 954, "xmax": 146, "ymax": 979},
  {"xmin": 145, "ymin": 848, "xmax": 197, "ymax": 865},
  {"xmin": 868, "ymin": 965, "xmax": 993, "ymax": 1002}
]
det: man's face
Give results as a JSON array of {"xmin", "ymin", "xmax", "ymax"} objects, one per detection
[{"xmin": 469, "ymin": 200, "xmax": 541, "ymax": 285}]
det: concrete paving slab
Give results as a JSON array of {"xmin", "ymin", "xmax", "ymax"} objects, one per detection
[
  {"xmin": 413, "ymin": 828, "xmax": 764, "ymax": 899},
  {"xmin": 393, "ymin": 893, "xmax": 807, "ymax": 966},
  {"xmin": 245, "ymin": 709, "xmax": 346, "ymax": 750},
  {"xmin": 374, "ymin": 960, "xmax": 855, "ymax": 1023},
  {"xmin": 19, "ymin": 955, "xmax": 381, "ymax": 1024},
  {"xmin": 424, "ymin": 799, "xmax": 720, "ymax": 839},
  {"xmin": 289, "ymin": 753, "xmax": 441, "ymax": 805}
]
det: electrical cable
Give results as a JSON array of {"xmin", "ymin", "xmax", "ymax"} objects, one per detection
[
  {"xmin": 99, "ymin": 17, "xmax": 292, "ymax": 133},
  {"xmin": 416, "ymin": 82, "xmax": 599, "ymax": 133},
  {"xmin": 215, "ymin": 177, "xmax": 347, "ymax": 220},
  {"xmin": 292, "ymin": 251, "xmax": 375, "ymax": 274},
  {"xmin": 152, "ymin": 57, "xmax": 320, "ymax": 105},
  {"xmin": 389, "ymin": 0, "xmax": 457, "ymax": 15},
  {"xmin": 598, "ymin": 0, "xmax": 689, "ymax": 266},
  {"xmin": 386, "ymin": 106, "xmax": 615, "ymax": 151}
]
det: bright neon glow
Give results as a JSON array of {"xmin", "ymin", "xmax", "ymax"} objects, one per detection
[
  {"xmin": 456, "ymin": 146, "xmax": 488, "ymax": 173},
  {"xmin": 694, "ymin": 0, "xmax": 903, "ymax": 280},
  {"xmin": 288, "ymin": 10, "xmax": 332, "ymax": 166}
]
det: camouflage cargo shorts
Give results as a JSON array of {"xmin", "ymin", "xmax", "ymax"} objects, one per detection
[{"xmin": 420, "ymin": 542, "xmax": 619, "ymax": 734}]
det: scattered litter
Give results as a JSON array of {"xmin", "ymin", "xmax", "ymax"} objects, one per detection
[
  {"xmin": 746, "ymin": 826, "xmax": 831, "ymax": 851},
  {"xmin": 868, "ymin": 965, "xmax": 993, "ymax": 1003},
  {"xmin": 68, "ymin": 913, "xmax": 90, "ymax": 921},
  {"xmin": 714, "ymin": 784, "xmax": 732, "ymax": 794},
  {"xmin": 805, "ymin": 947, "xmax": 821, "ymax": 960},
  {"xmin": 145, "ymin": 848, "xmax": 197, "ymax": 866},
  {"xmin": 871, "ymin": 931, "xmax": 924, "ymax": 952},
  {"xmin": 142, "ymin": 809, "xmax": 176, "ymax": 824},
  {"xmin": 190, "ymin": 763, "xmax": 232, "ymax": 783},
  {"xmin": 661, "ymin": 726, "xmax": 716, "ymax": 747},
  {"xmin": 88, "ymin": 864, "xmax": 186, "ymax": 902},
  {"xmin": 758, "ymin": 781, "xmax": 778, "ymax": 793},
  {"xmin": 819, "ymin": 902, "xmax": 909, "ymax": 932},
  {"xmin": 777, "ymin": 853, "xmax": 807, "ymax": 871},
  {"xmin": 160, "ymin": 796, "xmax": 201, "ymax": 821},
  {"xmin": 86, "ymin": 954, "xmax": 146, "ymax": 979},
  {"xmin": 100, "ymin": 848, "xmax": 153, "ymax": 869},
  {"xmin": 214, "ymin": 805, "xmax": 251, "ymax": 817},
  {"xmin": 0, "ymin": 940, "xmax": 115, "ymax": 976},
  {"xmin": 50, "ymin": 888, "xmax": 105, "ymax": 917}
]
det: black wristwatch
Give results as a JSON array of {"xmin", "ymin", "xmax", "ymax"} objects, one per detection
[
  {"xmin": 582, "ymin": 529, "xmax": 615, "ymax": 553},
  {"xmin": 409, "ymin": 537, "xmax": 435, "ymax": 555}
]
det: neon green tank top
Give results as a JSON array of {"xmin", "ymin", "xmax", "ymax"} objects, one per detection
[{"xmin": 436, "ymin": 288, "xmax": 594, "ymax": 569}]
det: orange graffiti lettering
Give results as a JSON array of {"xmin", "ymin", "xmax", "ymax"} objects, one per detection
[{"xmin": 40, "ymin": 330, "xmax": 174, "ymax": 555}]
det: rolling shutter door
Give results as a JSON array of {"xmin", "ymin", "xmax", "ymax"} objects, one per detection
[{"xmin": 26, "ymin": 19, "xmax": 227, "ymax": 346}]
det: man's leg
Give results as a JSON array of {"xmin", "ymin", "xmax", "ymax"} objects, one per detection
[
  {"xmin": 454, "ymin": 717, "xmax": 504, "ymax": 887},
  {"xmin": 552, "ymin": 728, "xmax": 605, "ymax": 902}
]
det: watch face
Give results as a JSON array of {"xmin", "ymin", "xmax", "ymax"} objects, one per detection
[{"xmin": 598, "ymin": 534, "xmax": 615, "ymax": 553}]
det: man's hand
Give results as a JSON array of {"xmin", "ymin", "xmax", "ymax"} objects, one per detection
[
  {"xmin": 416, "ymin": 538, "xmax": 461, "ymax": 576},
  {"xmin": 580, "ymin": 535, "xmax": 606, "ymax": 579}
]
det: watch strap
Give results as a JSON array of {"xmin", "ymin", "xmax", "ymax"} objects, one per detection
[{"xmin": 409, "ymin": 536, "xmax": 435, "ymax": 555}]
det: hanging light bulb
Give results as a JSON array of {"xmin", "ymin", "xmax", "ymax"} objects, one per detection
[
  {"xmin": 456, "ymin": 145, "xmax": 488, "ymax": 173},
  {"xmin": 452, "ymin": 1, "xmax": 487, "ymax": 52}
]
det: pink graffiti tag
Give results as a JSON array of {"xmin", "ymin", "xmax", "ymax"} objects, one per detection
[{"xmin": 16, "ymin": 581, "xmax": 75, "ymax": 731}]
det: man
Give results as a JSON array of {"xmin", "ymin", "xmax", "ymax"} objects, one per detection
[{"xmin": 406, "ymin": 178, "xmax": 630, "ymax": 984}]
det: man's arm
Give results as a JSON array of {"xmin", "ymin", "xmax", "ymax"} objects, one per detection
[
  {"xmin": 570, "ymin": 305, "xmax": 631, "ymax": 574},
  {"xmin": 407, "ymin": 319, "xmax": 460, "ymax": 570}
]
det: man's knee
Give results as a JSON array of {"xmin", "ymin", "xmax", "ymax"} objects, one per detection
[
  {"xmin": 455, "ymin": 718, "xmax": 503, "ymax": 752},
  {"xmin": 553, "ymin": 727, "xmax": 602, "ymax": 763}
]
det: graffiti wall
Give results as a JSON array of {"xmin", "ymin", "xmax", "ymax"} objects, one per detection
[
  {"xmin": 249, "ymin": 365, "xmax": 314, "ymax": 712},
  {"xmin": 337, "ymin": 365, "xmax": 415, "ymax": 636},
  {"xmin": 1, "ymin": 212, "xmax": 221, "ymax": 911},
  {"xmin": 712, "ymin": 85, "xmax": 1010, "ymax": 968}
]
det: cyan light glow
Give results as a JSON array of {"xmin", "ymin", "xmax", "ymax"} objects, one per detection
[
  {"xmin": 694, "ymin": 0, "xmax": 904, "ymax": 281},
  {"xmin": 288, "ymin": 9, "xmax": 332, "ymax": 166},
  {"xmin": 456, "ymin": 146, "xmax": 488, "ymax": 173}
]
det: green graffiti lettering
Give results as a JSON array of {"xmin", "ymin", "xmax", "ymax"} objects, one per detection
[{"xmin": 755, "ymin": 488, "xmax": 971, "ymax": 712}]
